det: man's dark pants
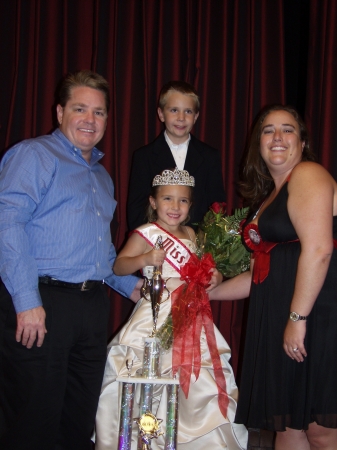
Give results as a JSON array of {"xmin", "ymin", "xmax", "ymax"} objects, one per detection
[{"xmin": 0, "ymin": 281, "xmax": 110, "ymax": 450}]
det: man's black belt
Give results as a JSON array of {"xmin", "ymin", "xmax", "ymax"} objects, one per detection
[{"xmin": 38, "ymin": 276, "xmax": 103, "ymax": 291}]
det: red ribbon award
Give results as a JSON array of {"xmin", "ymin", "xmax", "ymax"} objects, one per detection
[{"xmin": 171, "ymin": 253, "xmax": 229, "ymax": 419}]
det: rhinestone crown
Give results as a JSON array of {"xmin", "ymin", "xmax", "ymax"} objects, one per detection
[{"xmin": 152, "ymin": 168, "xmax": 195, "ymax": 187}]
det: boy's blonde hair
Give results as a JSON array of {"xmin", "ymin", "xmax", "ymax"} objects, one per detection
[{"xmin": 158, "ymin": 81, "xmax": 200, "ymax": 113}]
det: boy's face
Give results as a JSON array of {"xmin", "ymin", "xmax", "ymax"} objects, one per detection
[{"xmin": 157, "ymin": 91, "xmax": 199, "ymax": 144}]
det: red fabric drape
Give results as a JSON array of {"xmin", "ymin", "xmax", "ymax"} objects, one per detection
[
  {"xmin": 305, "ymin": 0, "xmax": 337, "ymax": 180},
  {"xmin": 0, "ymin": 0, "xmax": 335, "ymax": 376}
]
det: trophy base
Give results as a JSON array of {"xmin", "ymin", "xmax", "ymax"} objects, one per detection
[{"xmin": 117, "ymin": 377, "xmax": 179, "ymax": 450}]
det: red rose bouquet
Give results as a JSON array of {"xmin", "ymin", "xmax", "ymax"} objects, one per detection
[{"xmin": 196, "ymin": 202, "xmax": 250, "ymax": 278}]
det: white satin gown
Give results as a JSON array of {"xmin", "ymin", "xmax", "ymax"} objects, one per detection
[{"xmin": 95, "ymin": 225, "xmax": 248, "ymax": 449}]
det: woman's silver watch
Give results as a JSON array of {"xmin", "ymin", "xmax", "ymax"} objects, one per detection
[{"xmin": 289, "ymin": 311, "xmax": 307, "ymax": 322}]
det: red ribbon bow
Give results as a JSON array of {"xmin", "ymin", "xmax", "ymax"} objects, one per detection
[
  {"xmin": 171, "ymin": 253, "xmax": 229, "ymax": 418},
  {"xmin": 243, "ymin": 223, "xmax": 277, "ymax": 284},
  {"xmin": 244, "ymin": 224, "xmax": 337, "ymax": 285}
]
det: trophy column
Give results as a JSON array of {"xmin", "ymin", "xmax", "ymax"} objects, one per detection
[
  {"xmin": 137, "ymin": 336, "xmax": 161, "ymax": 449},
  {"xmin": 118, "ymin": 381, "xmax": 136, "ymax": 450},
  {"xmin": 116, "ymin": 376, "xmax": 179, "ymax": 450},
  {"xmin": 117, "ymin": 235, "xmax": 179, "ymax": 450}
]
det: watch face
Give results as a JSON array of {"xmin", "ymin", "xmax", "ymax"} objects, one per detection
[{"xmin": 290, "ymin": 312, "xmax": 299, "ymax": 321}]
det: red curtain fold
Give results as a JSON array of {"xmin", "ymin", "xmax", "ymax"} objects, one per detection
[
  {"xmin": 305, "ymin": 0, "xmax": 337, "ymax": 180},
  {"xmin": 0, "ymin": 0, "xmax": 335, "ymax": 375}
]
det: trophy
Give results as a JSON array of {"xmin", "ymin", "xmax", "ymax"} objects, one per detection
[
  {"xmin": 137, "ymin": 236, "xmax": 170, "ymax": 449},
  {"xmin": 117, "ymin": 235, "xmax": 179, "ymax": 450}
]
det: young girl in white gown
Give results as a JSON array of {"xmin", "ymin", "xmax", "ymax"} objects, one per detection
[{"xmin": 95, "ymin": 168, "xmax": 248, "ymax": 449}]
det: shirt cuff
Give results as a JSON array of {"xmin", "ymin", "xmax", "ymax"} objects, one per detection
[
  {"xmin": 11, "ymin": 288, "xmax": 43, "ymax": 313},
  {"xmin": 104, "ymin": 272, "xmax": 139, "ymax": 298}
]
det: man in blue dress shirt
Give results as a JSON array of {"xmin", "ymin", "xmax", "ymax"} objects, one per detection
[{"xmin": 0, "ymin": 70, "xmax": 141, "ymax": 450}]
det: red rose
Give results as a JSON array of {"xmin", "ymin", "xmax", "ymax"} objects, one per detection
[{"xmin": 210, "ymin": 202, "xmax": 226, "ymax": 214}]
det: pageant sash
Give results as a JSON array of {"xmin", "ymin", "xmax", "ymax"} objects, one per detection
[{"xmin": 135, "ymin": 223, "xmax": 194, "ymax": 273}]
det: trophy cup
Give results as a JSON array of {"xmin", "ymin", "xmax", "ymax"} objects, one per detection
[{"xmin": 117, "ymin": 235, "xmax": 179, "ymax": 450}]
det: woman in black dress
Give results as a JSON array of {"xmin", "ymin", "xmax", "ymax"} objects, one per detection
[{"xmin": 210, "ymin": 105, "xmax": 337, "ymax": 449}]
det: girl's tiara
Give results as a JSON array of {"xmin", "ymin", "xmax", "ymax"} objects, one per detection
[{"xmin": 152, "ymin": 168, "xmax": 195, "ymax": 187}]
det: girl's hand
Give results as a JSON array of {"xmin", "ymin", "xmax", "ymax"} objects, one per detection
[
  {"xmin": 283, "ymin": 319, "xmax": 307, "ymax": 362},
  {"xmin": 143, "ymin": 248, "xmax": 166, "ymax": 267},
  {"xmin": 206, "ymin": 268, "xmax": 223, "ymax": 292}
]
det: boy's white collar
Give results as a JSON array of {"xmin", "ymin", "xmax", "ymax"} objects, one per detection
[{"xmin": 164, "ymin": 131, "xmax": 190, "ymax": 148}]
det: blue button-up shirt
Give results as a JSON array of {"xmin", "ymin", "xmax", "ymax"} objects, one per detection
[{"xmin": 0, "ymin": 129, "xmax": 138, "ymax": 312}]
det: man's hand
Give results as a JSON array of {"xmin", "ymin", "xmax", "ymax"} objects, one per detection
[
  {"xmin": 129, "ymin": 279, "xmax": 143, "ymax": 303},
  {"xmin": 16, "ymin": 306, "xmax": 47, "ymax": 348}
]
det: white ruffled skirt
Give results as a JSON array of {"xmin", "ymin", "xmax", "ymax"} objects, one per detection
[{"xmin": 95, "ymin": 282, "xmax": 248, "ymax": 449}]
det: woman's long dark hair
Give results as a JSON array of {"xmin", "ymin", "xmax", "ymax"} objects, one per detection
[{"xmin": 239, "ymin": 105, "xmax": 316, "ymax": 210}]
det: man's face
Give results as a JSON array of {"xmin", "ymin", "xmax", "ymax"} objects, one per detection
[{"xmin": 57, "ymin": 86, "xmax": 108, "ymax": 161}]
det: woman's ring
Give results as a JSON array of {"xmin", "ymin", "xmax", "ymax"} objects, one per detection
[{"xmin": 293, "ymin": 348, "xmax": 299, "ymax": 352}]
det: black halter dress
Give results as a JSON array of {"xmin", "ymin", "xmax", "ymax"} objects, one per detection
[{"xmin": 235, "ymin": 182, "xmax": 337, "ymax": 431}]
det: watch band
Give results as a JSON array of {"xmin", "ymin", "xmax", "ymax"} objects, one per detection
[{"xmin": 289, "ymin": 311, "xmax": 307, "ymax": 322}]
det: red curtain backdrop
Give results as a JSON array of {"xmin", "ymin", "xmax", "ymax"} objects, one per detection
[
  {"xmin": 0, "ymin": 0, "xmax": 336, "ymax": 376},
  {"xmin": 305, "ymin": 0, "xmax": 337, "ymax": 181}
]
